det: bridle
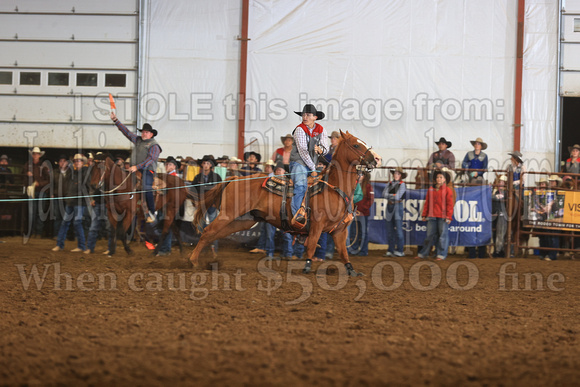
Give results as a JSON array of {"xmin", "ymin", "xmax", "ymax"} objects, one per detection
[
  {"xmin": 93, "ymin": 160, "xmax": 134, "ymax": 194},
  {"xmin": 93, "ymin": 161, "xmax": 106, "ymax": 191},
  {"xmin": 341, "ymin": 138, "xmax": 376, "ymax": 174}
]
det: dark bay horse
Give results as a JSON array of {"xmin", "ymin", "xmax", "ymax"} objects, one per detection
[
  {"xmin": 188, "ymin": 130, "xmax": 381, "ymax": 276},
  {"xmin": 90, "ymin": 156, "xmax": 192, "ymax": 256}
]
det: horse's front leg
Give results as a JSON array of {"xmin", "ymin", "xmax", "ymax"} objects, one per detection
[
  {"xmin": 120, "ymin": 213, "xmax": 134, "ymax": 255},
  {"xmin": 106, "ymin": 210, "xmax": 118, "ymax": 256},
  {"xmin": 332, "ymin": 227, "xmax": 363, "ymax": 277},
  {"xmin": 302, "ymin": 222, "xmax": 324, "ymax": 274}
]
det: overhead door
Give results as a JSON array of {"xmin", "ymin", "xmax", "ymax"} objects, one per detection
[
  {"xmin": 561, "ymin": 0, "xmax": 580, "ymax": 96},
  {"xmin": 0, "ymin": 0, "xmax": 139, "ymax": 150}
]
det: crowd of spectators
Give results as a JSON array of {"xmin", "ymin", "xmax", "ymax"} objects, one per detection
[{"xmin": 1, "ymin": 135, "xmax": 580, "ymax": 260}]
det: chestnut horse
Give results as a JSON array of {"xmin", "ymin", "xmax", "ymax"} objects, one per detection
[
  {"xmin": 188, "ymin": 130, "xmax": 381, "ymax": 276},
  {"xmin": 90, "ymin": 156, "xmax": 192, "ymax": 256}
]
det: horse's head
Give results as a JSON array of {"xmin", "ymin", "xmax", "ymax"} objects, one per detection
[
  {"xmin": 335, "ymin": 130, "xmax": 382, "ymax": 171},
  {"xmin": 89, "ymin": 157, "xmax": 110, "ymax": 191}
]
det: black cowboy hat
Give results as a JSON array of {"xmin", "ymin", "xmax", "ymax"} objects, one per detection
[
  {"xmin": 197, "ymin": 154, "xmax": 216, "ymax": 167},
  {"xmin": 294, "ymin": 104, "xmax": 325, "ymax": 120},
  {"xmin": 165, "ymin": 156, "xmax": 181, "ymax": 170},
  {"xmin": 433, "ymin": 168, "xmax": 452, "ymax": 184},
  {"xmin": 138, "ymin": 123, "xmax": 158, "ymax": 137},
  {"xmin": 274, "ymin": 161, "xmax": 286, "ymax": 172},
  {"xmin": 216, "ymin": 155, "xmax": 229, "ymax": 163},
  {"xmin": 508, "ymin": 150, "xmax": 523, "ymax": 163},
  {"xmin": 435, "ymin": 137, "xmax": 452, "ymax": 148},
  {"xmin": 243, "ymin": 151, "xmax": 262, "ymax": 163}
]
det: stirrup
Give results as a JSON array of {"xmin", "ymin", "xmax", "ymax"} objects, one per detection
[{"xmin": 291, "ymin": 207, "xmax": 307, "ymax": 229}]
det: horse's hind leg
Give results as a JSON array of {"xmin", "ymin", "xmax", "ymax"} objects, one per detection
[{"xmin": 189, "ymin": 219, "xmax": 257, "ymax": 266}]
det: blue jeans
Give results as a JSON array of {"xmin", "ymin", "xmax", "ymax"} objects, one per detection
[
  {"xmin": 386, "ymin": 203, "xmax": 404, "ymax": 254},
  {"xmin": 418, "ymin": 217, "xmax": 449, "ymax": 259},
  {"xmin": 265, "ymin": 223, "xmax": 276, "ymax": 256},
  {"xmin": 255, "ymin": 222, "xmax": 266, "ymax": 250},
  {"xmin": 86, "ymin": 201, "xmax": 109, "ymax": 252},
  {"xmin": 28, "ymin": 191, "xmax": 48, "ymax": 237},
  {"xmin": 53, "ymin": 199, "xmax": 67, "ymax": 238},
  {"xmin": 539, "ymin": 231, "xmax": 559, "ymax": 260},
  {"xmin": 326, "ymin": 237, "xmax": 335, "ymax": 258},
  {"xmin": 280, "ymin": 232, "xmax": 293, "ymax": 257},
  {"xmin": 142, "ymin": 169, "xmax": 155, "ymax": 212},
  {"xmin": 56, "ymin": 205, "xmax": 86, "ymax": 250},
  {"xmin": 202, "ymin": 207, "xmax": 218, "ymax": 250},
  {"xmin": 293, "ymin": 242, "xmax": 304, "ymax": 259},
  {"xmin": 158, "ymin": 230, "xmax": 173, "ymax": 253},
  {"xmin": 315, "ymin": 232, "xmax": 328, "ymax": 259},
  {"xmin": 290, "ymin": 162, "xmax": 308, "ymax": 216}
]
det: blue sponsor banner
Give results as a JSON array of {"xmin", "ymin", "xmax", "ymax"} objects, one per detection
[{"xmin": 370, "ymin": 183, "xmax": 492, "ymax": 247}]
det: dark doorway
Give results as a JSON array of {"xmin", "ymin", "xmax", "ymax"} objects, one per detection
[{"xmin": 561, "ymin": 97, "xmax": 580, "ymax": 169}]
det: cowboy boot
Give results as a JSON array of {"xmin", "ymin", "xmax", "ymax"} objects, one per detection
[
  {"xmin": 291, "ymin": 194, "xmax": 309, "ymax": 229},
  {"xmin": 291, "ymin": 206, "xmax": 308, "ymax": 229}
]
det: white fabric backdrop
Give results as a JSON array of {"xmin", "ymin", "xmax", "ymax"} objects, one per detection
[
  {"xmin": 246, "ymin": 0, "xmax": 518, "ymax": 174},
  {"xmin": 142, "ymin": 0, "xmax": 558, "ymax": 174}
]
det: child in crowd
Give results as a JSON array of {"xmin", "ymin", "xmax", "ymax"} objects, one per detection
[{"xmin": 414, "ymin": 169, "xmax": 455, "ymax": 261}]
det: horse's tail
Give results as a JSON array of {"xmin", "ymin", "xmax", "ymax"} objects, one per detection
[{"xmin": 192, "ymin": 182, "xmax": 229, "ymax": 229}]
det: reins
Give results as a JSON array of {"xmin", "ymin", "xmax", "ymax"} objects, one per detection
[{"xmin": 104, "ymin": 171, "xmax": 134, "ymax": 194}]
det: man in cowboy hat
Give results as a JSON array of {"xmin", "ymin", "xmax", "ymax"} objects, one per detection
[
  {"xmin": 463, "ymin": 138, "xmax": 489, "ymax": 258},
  {"xmin": 192, "ymin": 155, "xmax": 222, "ymax": 254},
  {"xmin": 52, "ymin": 154, "xmax": 90, "ymax": 253},
  {"xmin": 564, "ymin": 144, "xmax": 580, "ymax": 175},
  {"xmin": 507, "ymin": 151, "xmax": 526, "ymax": 188},
  {"xmin": 272, "ymin": 134, "xmax": 294, "ymax": 168},
  {"xmin": 24, "ymin": 146, "xmax": 51, "ymax": 237},
  {"xmin": 111, "ymin": 112, "xmax": 162, "ymax": 223},
  {"xmin": 462, "ymin": 137, "xmax": 488, "ymax": 183},
  {"xmin": 289, "ymin": 104, "xmax": 330, "ymax": 228},
  {"xmin": 165, "ymin": 156, "xmax": 181, "ymax": 177},
  {"xmin": 428, "ymin": 137, "xmax": 455, "ymax": 169},
  {"xmin": 240, "ymin": 151, "xmax": 262, "ymax": 176},
  {"xmin": 226, "ymin": 156, "xmax": 242, "ymax": 178},
  {"xmin": 382, "ymin": 167, "xmax": 408, "ymax": 257}
]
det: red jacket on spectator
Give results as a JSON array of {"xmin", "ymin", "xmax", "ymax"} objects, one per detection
[
  {"xmin": 421, "ymin": 184, "xmax": 454, "ymax": 221},
  {"xmin": 355, "ymin": 183, "xmax": 374, "ymax": 216}
]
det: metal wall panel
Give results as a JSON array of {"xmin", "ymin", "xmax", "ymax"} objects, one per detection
[
  {"xmin": 0, "ymin": 14, "xmax": 137, "ymax": 41},
  {"xmin": 0, "ymin": 0, "xmax": 138, "ymax": 14},
  {"xmin": 563, "ymin": 0, "xmax": 580, "ymax": 12},
  {"xmin": 0, "ymin": 42, "xmax": 137, "ymax": 68},
  {"xmin": 561, "ymin": 73, "xmax": 580, "ymax": 96},
  {"xmin": 560, "ymin": 8, "xmax": 580, "ymax": 94},
  {"xmin": 0, "ymin": 0, "xmax": 139, "ymax": 149}
]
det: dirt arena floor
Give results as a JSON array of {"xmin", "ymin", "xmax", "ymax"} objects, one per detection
[{"xmin": 1, "ymin": 236, "xmax": 579, "ymax": 386}]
